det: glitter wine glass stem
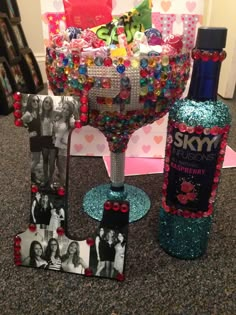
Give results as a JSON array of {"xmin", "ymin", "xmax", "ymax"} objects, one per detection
[{"xmin": 83, "ymin": 131, "xmax": 152, "ymax": 223}]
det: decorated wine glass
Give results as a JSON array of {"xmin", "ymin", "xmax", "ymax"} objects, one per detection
[{"xmin": 46, "ymin": 29, "xmax": 190, "ymax": 222}]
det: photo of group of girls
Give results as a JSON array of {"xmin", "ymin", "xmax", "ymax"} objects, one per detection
[
  {"xmin": 19, "ymin": 224, "xmax": 128, "ymax": 278},
  {"xmin": 17, "ymin": 195, "xmax": 129, "ymax": 279},
  {"xmin": 21, "ymin": 230, "xmax": 89, "ymax": 275},
  {"xmin": 30, "ymin": 192, "xmax": 65, "ymax": 231},
  {"xmin": 88, "ymin": 227, "xmax": 128, "ymax": 278},
  {"xmin": 20, "ymin": 94, "xmax": 79, "ymax": 190}
]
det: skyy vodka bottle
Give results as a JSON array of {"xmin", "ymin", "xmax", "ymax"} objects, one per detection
[{"xmin": 159, "ymin": 27, "xmax": 231, "ymax": 259}]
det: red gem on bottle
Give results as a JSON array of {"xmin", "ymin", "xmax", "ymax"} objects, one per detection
[
  {"xmin": 57, "ymin": 186, "xmax": 65, "ymax": 196},
  {"xmin": 212, "ymin": 51, "xmax": 220, "ymax": 62},
  {"xmin": 223, "ymin": 125, "xmax": 230, "ymax": 133},
  {"xmin": 195, "ymin": 211, "xmax": 203, "ymax": 218},
  {"xmin": 192, "ymin": 49, "xmax": 201, "ymax": 60},
  {"xmin": 85, "ymin": 268, "xmax": 93, "ymax": 276},
  {"xmin": 210, "ymin": 126, "xmax": 220, "ymax": 135},
  {"xmin": 214, "ymin": 169, "xmax": 221, "ymax": 177},
  {"xmin": 219, "ymin": 51, "xmax": 227, "ymax": 61},
  {"xmin": 31, "ymin": 185, "xmax": 38, "ymax": 193},
  {"xmin": 195, "ymin": 125, "xmax": 204, "ymax": 134},
  {"xmin": 112, "ymin": 202, "xmax": 120, "ymax": 211},
  {"xmin": 14, "ymin": 119, "xmax": 23, "ymax": 127},
  {"xmin": 104, "ymin": 201, "xmax": 112, "ymax": 210},
  {"xmin": 13, "ymin": 92, "xmax": 22, "ymax": 101},
  {"xmin": 165, "ymin": 206, "xmax": 171, "ymax": 213},
  {"xmin": 172, "ymin": 209, "xmax": 178, "ymax": 215},
  {"xmin": 14, "ymin": 236, "xmax": 21, "ymax": 245},
  {"xmin": 29, "ymin": 224, "xmax": 37, "ymax": 232},
  {"xmin": 74, "ymin": 120, "xmax": 82, "ymax": 128},
  {"xmin": 57, "ymin": 227, "xmax": 65, "ymax": 236},
  {"xmin": 120, "ymin": 203, "xmax": 129, "ymax": 213},
  {"xmin": 174, "ymin": 121, "xmax": 179, "ymax": 128},
  {"xmin": 186, "ymin": 126, "xmax": 194, "ymax": 133},
  {"xmin": 178, "ymin": 123, "xmax": 187, "ymax": 132},
  {"xmin": 217, "ymin": 156, "xmax": 224, "ymax": 163},
  {"xmin": 201, "ymin": 51, "xmax": 210, "ymax": 62},
  {"xmin": 183, "ymin": 211, "xmax": 191, "ymax": 218},
  {"xmin": 162, "ymin": 189, "xmax": 167, "ymax": 196},
  {"xmin": 116, "ymin": 273, "xmax": 125, "ymax": 281},
  {"xmin": 86, "ymin": 238, "xmax": 95, "ymax": 246},
  {"xmin": 104, "ymin": 57, "xmax": 112, "ymax": 67}
]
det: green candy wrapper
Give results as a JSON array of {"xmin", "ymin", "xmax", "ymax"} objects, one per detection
[{"xmin": 91, "ymin": 0, "xmax": 152, "ymax": 45}]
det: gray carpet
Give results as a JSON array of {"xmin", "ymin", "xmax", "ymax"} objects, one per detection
[{"xmin": 0, "ymin": 96, "xmax": 235, "ymax": 315}]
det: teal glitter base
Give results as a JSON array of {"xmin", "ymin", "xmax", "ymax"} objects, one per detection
[
  {"xmin": 159, "ymin": 207, "xmax": 213, "ymax": 259},
  {"xmin": 83, "ymin": 184, "xmax": 151, "ymax": 222}
]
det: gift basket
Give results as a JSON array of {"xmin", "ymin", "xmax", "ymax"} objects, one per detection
[{"xmin": 45, "ymin": 0, "xmax": 191, "ymax": 222}]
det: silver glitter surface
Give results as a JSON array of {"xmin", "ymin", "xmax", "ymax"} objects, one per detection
[
  {"xmin": 83, "ymin": 184, "xmax": 151, "ymax": 222},
  {"xmin": 159, "ymin": 207, "xmax": 212, "ymax": 259},
  {"xmin": 87, "ymin": 65, "xmax": 141, "ymax": 112},
  {"xmin": 110, "ymin": 152, "xmax": 125, "ymax": 187}
]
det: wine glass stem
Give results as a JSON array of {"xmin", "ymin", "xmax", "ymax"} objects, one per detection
[
  {"xmin": 107, "ymin": 151, "xmax": 128, "ymax": 200},
  {"xmin": 110, "ymin": 151, "xmax": 125, "ymax": 190}
]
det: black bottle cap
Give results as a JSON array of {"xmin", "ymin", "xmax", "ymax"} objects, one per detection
[{"xmin": 195, "ymin": 27, "xmax": 227, "ymax": 50}]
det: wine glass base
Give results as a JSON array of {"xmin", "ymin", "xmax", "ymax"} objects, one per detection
[{"xmin": 83, "ymin": 184, "xmax": 151, "ymax": 222}]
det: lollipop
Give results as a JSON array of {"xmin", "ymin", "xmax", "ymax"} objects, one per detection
[{"xmin": 144, "ymin": 28, "xmax": 163, "ymax": 46}]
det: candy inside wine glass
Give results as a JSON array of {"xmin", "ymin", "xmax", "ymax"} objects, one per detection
[{"xmin": 46, "ymin": 27, "xmax": 190, "ymax": 222}]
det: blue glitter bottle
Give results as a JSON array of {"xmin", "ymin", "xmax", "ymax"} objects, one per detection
[{"xmin": 159, "ymin": 27, "xmax": 232, "ymax": 259}]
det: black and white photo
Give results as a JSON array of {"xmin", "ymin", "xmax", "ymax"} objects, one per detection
[
  {"xmin": 20, "ymin": 229, "xmax": 90, "ymax": 276},
  {"xmin": 20, "ymin": 94, "xmax": 79, "ymax": 190}
]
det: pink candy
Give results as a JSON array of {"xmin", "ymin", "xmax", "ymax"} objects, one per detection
[
  {"xmin": 164, "ymin": 34, "xmax": 183, "ymax": 53},
  {"xmin": 161, "ymin": 44, "xmax": 178, "ymax": 55},
  {"xmin": 80, "ymin": 29, "xmax": 99, "ymax": 45},
  {"xmin": 69, "ymin": 38, "xmax": 89, "ymax": 50}
]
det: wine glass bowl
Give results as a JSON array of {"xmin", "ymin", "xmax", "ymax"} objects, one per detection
[{"xmin": 46, "ymin": 48, "xmax": 191, "ymax": 222}]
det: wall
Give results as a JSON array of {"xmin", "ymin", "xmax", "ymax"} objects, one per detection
[
  {"xmin": 204, "ymin": 0, "xmax": 236, "ymax": 99},
  {"xmin": 17, "ymin": 0, "xmax": 47, "ymax": 82}
]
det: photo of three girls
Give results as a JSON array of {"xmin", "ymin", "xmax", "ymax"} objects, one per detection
[
  {"xmin": 22, "ymin": 238, "xmax": 88, "ymax": 274},
  {"xmin": 30, "ymin": 191, "xmax": 65, "ymax": 230},
  {"xmin": 95, "ymin": 227, "xmax": 127, "ymax": 278},
  {"xmin": 21, "ymin": 94, "xmax": 79, "ymax": 189}
]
